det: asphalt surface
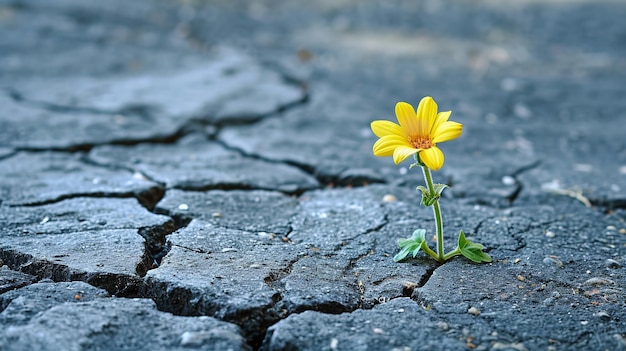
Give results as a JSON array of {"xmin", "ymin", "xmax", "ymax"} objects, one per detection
[{"xmin": 1, "ymin": 1, "xmax": 625, "ymax": 350}]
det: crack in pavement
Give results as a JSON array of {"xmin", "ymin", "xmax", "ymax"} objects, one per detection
[
  {"xmin": 216, "ymin": 136, "xmax": 385, "ymax": 190},
  {"xmin": 0, "ymin": 248, "xmax": 144, "ymax": 298}
]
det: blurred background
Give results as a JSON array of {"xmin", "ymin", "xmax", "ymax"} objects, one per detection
[{"xmin": 1, "ymin": 0, "xmax": 625, "ymax": 207}]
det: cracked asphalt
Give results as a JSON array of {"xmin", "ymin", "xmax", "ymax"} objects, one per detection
[{"xmin": 1, "ymin": 0, "xmax": 625, "ymax": 350}]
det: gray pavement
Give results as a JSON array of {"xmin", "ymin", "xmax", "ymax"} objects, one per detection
[{"xmin": 1, "ymin": 0, "xmax": 625, "ymax": 350}]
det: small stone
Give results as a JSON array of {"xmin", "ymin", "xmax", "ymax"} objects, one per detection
[
  {"xmin": 605, "ymin": 259, "xmax": 622, "ymax": 269},
  {"xmin": 221, "ymin": 248, "xmax": 238, "ymax": 253},
  {"xmin": 330, "ymin": 338, "xmax": 338, "ymax": 349},
  {"xmin": 436, "ymin": 321, "xmax": 449, "ymax": 330},
  {"xmin": 545, "ymin": 230, "xmax": 555, "ymax": 238},
  {"xmin": 584, "ymin": 277, "xmax": 614, "ymax": 286},
  {"xmin": 517, "ymin": 275, "xmax": 525, "ymax": 282},
  {"xmin": 606, "ymin": 226, "xmax": 617, "ymax": 231},
  {"xmin": 372, "ymin": 328, "xmax": 384, "ymax": 334},
  {"xmin": 595, "ymin": 311, "xmax": 610, "ymax": 321},
  {"xmin": 543, "ymin": 257, "xmax": 563, "ymax": 268},
  {"xmin": 580, "ymin": 320, "xmax": 589, "ymax": 325},
  {"xmin": 180, "ymin": 331, "xmax": 204, "ymax": 347},
  {"xmin": 501, "ymin": 176, "xmax": 516, "ymax": 186},
  {"xmin": 513, "ymin": 102, "xmax": 532, "ymax": 119},
  {"xmin": 178, "ymin": 203, "xmax": 189, "ymax": 211},
  {"xmin": 211, "ymin": 212, "xmax": 222, "ymax": 217},
  {"xmin": 573, "ymin": 163, "xmax": 593, "ymax": 172},
  {"xmin": 468, "ymin": 307, "xmax": 481, "ymax": 316},
  {"xmin": 382, "ymin": 194, "xmax": 398, "ymax": 202},
  {"xmin": 619, "ymin": 228, "xmax": 626, "ymax": 234},
  {"xmin": 40, "ymin": 216, "xmax": 50, "ymax": 224},
  {"xmin": 132, "ymin": 172, "xmax": 148, "ymax": 180},
  {"xmin": 492, "ymin": 342, "xmax": 528, "ymax": 351}
]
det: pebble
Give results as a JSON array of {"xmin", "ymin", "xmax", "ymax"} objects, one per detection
[
  {"xmin": 584, "ymin": 277, "xmax": 614, "ymax": 286},
  {"xmin": 436, "ymin": 321, "xmax": 449, "ymax": 330},
  {"xmin": 180, "ymin": 331, "xmax": 203, "ymax": 346},
  {"xmin": 178, "ymin": 203, "xmax": 189, "ymax": 211},
  {"xmin": 605, "ymin": 259, "xmax": 622, "ymax": 269},
  {"xmin": 132, "ymin": 172, "xmax": 148, "ymax": 180},
  {"xmin": 221, "ymin": 248, "xmax": 238, "ymax": 253},
  {"xmin": 543, "ymin": 257, "xmax": 563, "ymax": 268},
  {"xmin": 382, "ymin": 194, "xmax": 398, "ymax": 202},
  {"xmin": 595, "ymin": 311, "xmax": 611, "ymax": 321},
  {"xmin": 545, "ymin": 230, "xmax": 555, "ymax": 238},
  {"xmin": 468, "ymin": 307, "xmax": 481, "ymax": 316},
  {"xmin": 501, "ymin": 176, "xmax": 516, "ymax": 186},
  {"xmin": 513, "ymin": 103, "xmax": 532, "ymax": 119}
]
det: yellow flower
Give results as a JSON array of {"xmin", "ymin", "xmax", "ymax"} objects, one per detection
[{"xmin": 371, "ymin": 96, "xmax": 462, "ymax": 170}]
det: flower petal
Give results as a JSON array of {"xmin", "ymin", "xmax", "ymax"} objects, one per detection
[
  {"xmin": 419, "ymin": 146, "xmax": 444, "ymax": 170},
  {"xmin": 393, "ymin": 146, "xmax": 419, "ymax": 165},
  {"xmin": 432, "ymin": 121, "xmax": 462, "ymax": 144},
  {"xmin": 416, "ymin": 96, "xmax": 438, "ymax": 136},
  {"xmin": 430, "ymin": 110, "xmax": 451, "ymax": 136},
  {"xmin": 373, "ymin": 135, "xmax": 411, "ymax": 157},
  {"xmin": 395, "ymin": 102, "xmax": 419, "ymax": 135},
  {"xmin": 371, "ymin": 120, "xmax": 405, "ymax": 138}
]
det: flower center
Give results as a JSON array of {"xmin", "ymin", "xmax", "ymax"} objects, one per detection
[{"xmin": 408, "ymin": 135, "xmax": 432, "ymax": 149}]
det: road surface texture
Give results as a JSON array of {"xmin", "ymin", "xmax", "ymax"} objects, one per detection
[{"xmin": 1, "ymin": 0, "xmax": 625, "ymax": 350}]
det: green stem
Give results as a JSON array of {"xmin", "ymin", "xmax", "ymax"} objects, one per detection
[
  {"xmin": 421, "ymin": 241, "xmax": 439, "ymax": 261},
  {"xmin": 422, "ymin": 165, "xmax": 445, "ymax": 262},
  {"xmin": 443, "ymin": 247, "xmax": 461, "ymax": 261}
]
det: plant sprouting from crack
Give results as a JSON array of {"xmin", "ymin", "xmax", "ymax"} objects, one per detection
[{"xmin": 371, "ymin": 96, "xmax": 491, "ymax": 263}]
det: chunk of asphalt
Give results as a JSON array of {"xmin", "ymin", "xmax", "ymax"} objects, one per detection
[
  {"xmin": 0, "ymin": 267, "xmax": 37, "ymax": 295},
  {"xmin": 0, "ymin": 152, "xmax": 161, "ymax": 207},
  {"xmin": 261, "ymin": 298, "xmax": 466, "ymax": 351},
  {"xmin": 0, "ymin": 197, "xmax": 173, "ymax": 294},
  {"xmin": 90, "ymin": 134, "xmax": 319, "ymax": 194},
  {"xmin": 0, "ymin": 280, "xmax": 109, "ymax": 324},
  {"xmin": 8, "ymin": 48, "xmax": 304, "ymax": 129},
  {"xmin": 0, "ymin": 283, "xmax": 250, "ymax": 351}
]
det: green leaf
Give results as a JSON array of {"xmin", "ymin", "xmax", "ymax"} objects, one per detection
[
  {"xmin": 416, "ymin": 186, "xmax": 430, "ymax": 206},
  {"xmin": 457, "ymin": 230, "xmax": 492, "ymax": 263},
  {"xmin": 393, "ymin": 245, "xmax": 413, "ymax": 262},
  {"xmin": 410, "ymin": 228, "xmax": 427, "ymax": 242},
  {"xmin": 432, "ymin": 183, "xmax": 448, "ymax": 196},
  {"xmin": 416, "ymin": 184, "xmax": 448, "ymax": 207},
  {"xmin": 394, "ymin": 229, "xmax": 426, "ymax": 262}
]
